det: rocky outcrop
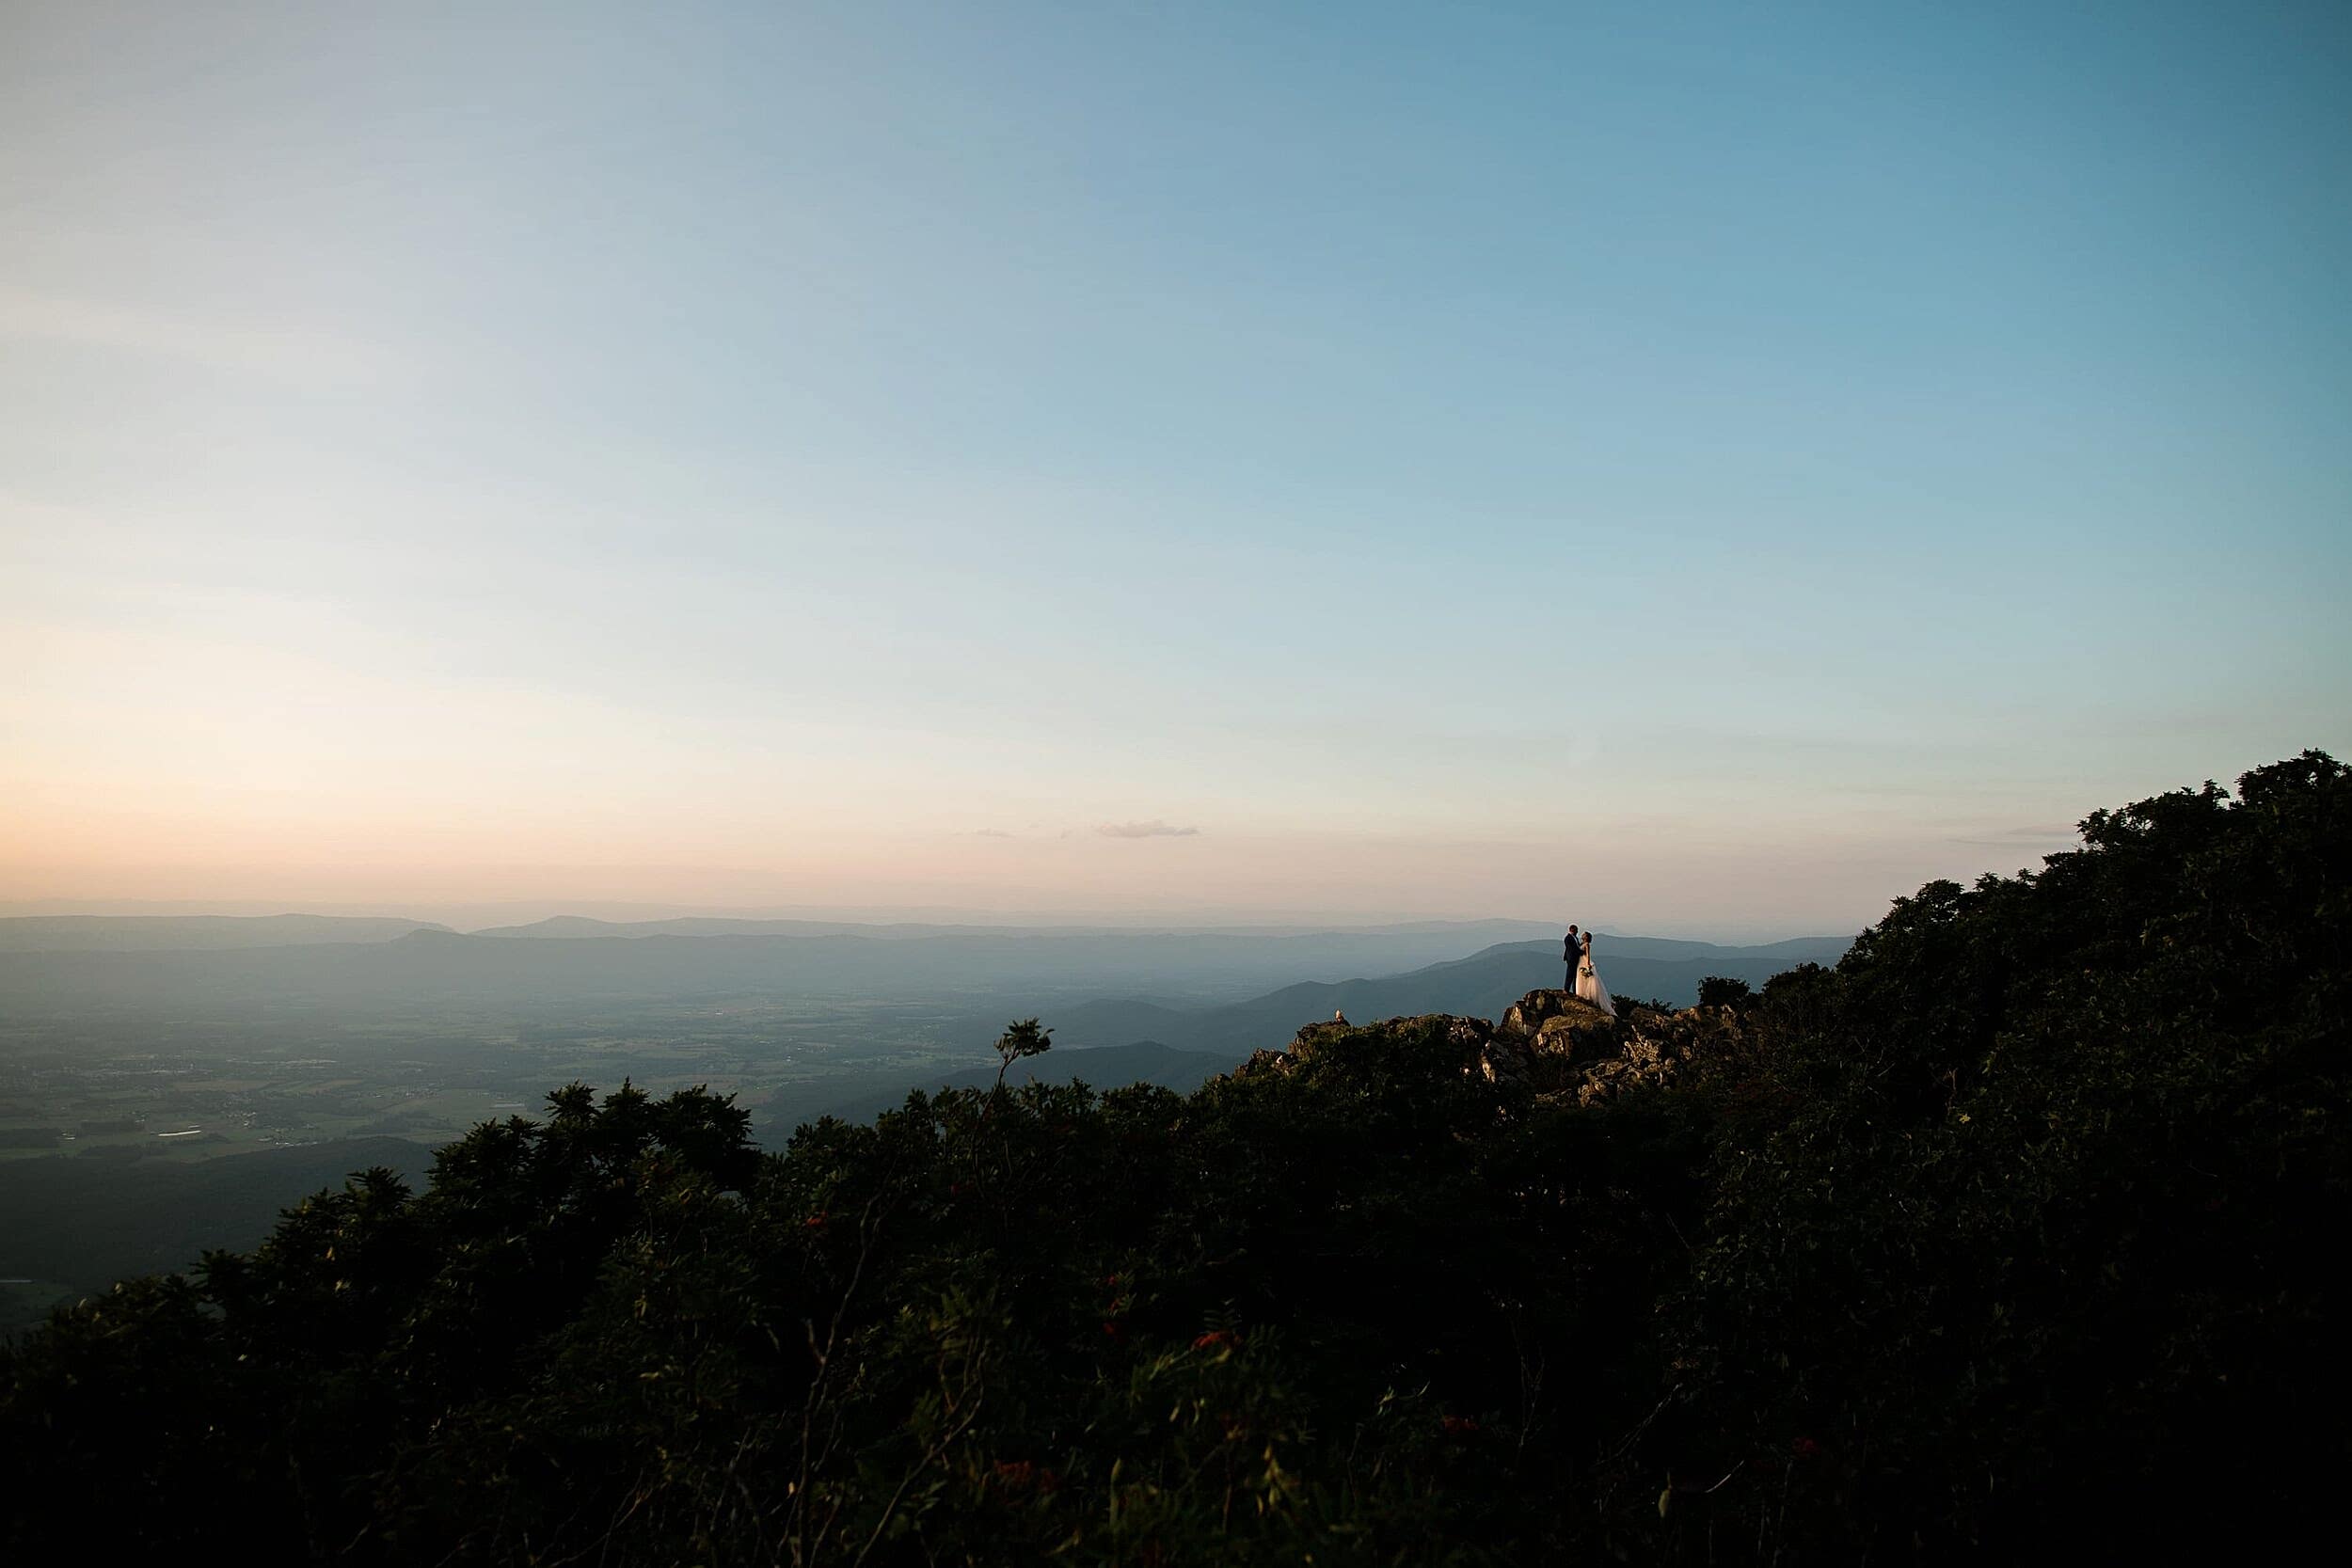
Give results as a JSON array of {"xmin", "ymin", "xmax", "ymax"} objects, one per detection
[
  {"xmin": 1235, "ymin": 989, "xmax": 1742, "ymax": 1108},
  {"xmin": 1234, "ymin": 1046, "xmax": 1295, "ymax": 1080},
  {"xmin": 1498, "ymin": 989, "xmax": 1619, "ymax": 1066}
]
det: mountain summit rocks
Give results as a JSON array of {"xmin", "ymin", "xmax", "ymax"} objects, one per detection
[
  {"xmin": 1237, "ymin": 988, "xmax": 1743, "ymax": 1107},
  {"xmin": 1496, "ymin": 989, "xmax": 1619, "ymax": 1061}
]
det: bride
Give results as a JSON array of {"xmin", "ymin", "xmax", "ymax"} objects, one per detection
[{"xmin": 1575, "ymin": 931, "xmax": 1613, "ymax": 1015}]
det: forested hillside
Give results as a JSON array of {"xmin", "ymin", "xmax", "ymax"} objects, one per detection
[{"xmin": 3, "ymin": 752, "xmax": 2342, "ymax": 1562}]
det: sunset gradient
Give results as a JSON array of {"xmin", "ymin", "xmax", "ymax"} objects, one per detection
[{"xmin": 5, "ymin": 1, "xmax": 2346, "ymax": 935}]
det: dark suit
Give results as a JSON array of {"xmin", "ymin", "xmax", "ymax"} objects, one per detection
[{"xmin": 1563, "ymin": 932, "xmax": 1580, "ymax": 989}]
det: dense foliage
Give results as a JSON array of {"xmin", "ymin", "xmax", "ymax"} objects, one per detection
[{"xmin": 4, "ymin": 752, "xmax": 2344, "ymax": 1562}]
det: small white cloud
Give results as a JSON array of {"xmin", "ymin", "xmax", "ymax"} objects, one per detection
[
  {"xmin": 1097, "ymin": 820, "xmax": 1200, "ymax": 839},
  {"xmin": 973, "ymin": 828, "xmax": 1015, "ymax": 838}
]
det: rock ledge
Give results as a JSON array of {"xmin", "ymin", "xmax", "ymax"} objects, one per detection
[{"xmin": 1233, "ymin": 989, "xmax": 1742, "ymax": 1107}]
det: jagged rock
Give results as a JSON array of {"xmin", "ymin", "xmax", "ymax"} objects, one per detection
[
  {"xmin": 1472, "ymin": 1037, "xmax": 1530, "ymax": 1091},
  {"xmin": 1567, "ymin": 1003, "xmax": 1747, "ymax": 1104},
  {"xmin": 1495, "ymin": 989, "xmax": 1564, "ymax": 1040},
  {"xmin": 1499, "ymin": 990, "xmax": 1619, "ymax": 1066},
  {"xmin": 1531, "ymin": 1009, "xmax": 1614, "ymax": 1059},
  {"xmin": 1228, "ymin": 996, "xmax": 1739, "ymax": 1109},
  {"xmin": 1498, "ymin": 989, "xmax": 1611, "ymax": 1040}
]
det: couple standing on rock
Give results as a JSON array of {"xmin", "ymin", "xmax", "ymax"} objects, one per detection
[{"xmin": 1562, "ymin": 925, "xmax": 1613, "ymax": 1016}]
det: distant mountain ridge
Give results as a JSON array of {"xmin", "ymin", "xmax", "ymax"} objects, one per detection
[
  {"xmin": 0, "ymin": 924, "xmax": 1654, "ymax": 1013},
  {"xmin": 469, "ymin": 915, "xmax": 1565, "ymax": 942},
  {"xmin": 0, "ymin": 914, "xmax": 452, "ymax": 953},
  {"xmin": 1036, "ymin": 934, "xmax": 1853, "ymax": 1056},
  {"xmin": 775, "ymin": 932, "xmax": 1854, "ymax": 1133},
  {"xmin": 0, "ymin": 921, "xmax": 1851, "ymax": 1020}
]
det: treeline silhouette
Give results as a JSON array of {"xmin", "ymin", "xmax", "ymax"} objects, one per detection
[{"xmin": 3, "ymin": 752, "xmax": 2343, "ymax": 1562}]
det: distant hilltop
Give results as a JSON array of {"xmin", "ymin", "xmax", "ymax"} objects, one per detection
[
  {"xmin": 0, "ymin": 910, "xmax": 1828, "ymax": 960},
  {"xmin": 0, "ymin": 922, "xmax": 1850, "ymax": 1020},
  {"xmin": 0, "ymin": 913, "xmax": 452, "ymax": 953},
  {"xmin": 463, "ymin": 914, "xmax": 1572, "ymax": 942}
]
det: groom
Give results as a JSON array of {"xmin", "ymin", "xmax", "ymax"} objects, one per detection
[{"xmin": 1563, "ymin": 924, "xmax": 1581, "ymax": 989}]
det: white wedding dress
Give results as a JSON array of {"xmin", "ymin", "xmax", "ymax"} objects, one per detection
[{"xmin": 1575, "ymin": 946, "xmax": 1613, "ymax": 1015}]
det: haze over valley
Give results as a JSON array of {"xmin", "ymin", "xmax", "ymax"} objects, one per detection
[
  {"xmin": 0, "ymin": 910, "xmax": 1846, "ymax": 1323},
  {"xmin": 4, "ymin": 2, "xmax": 2346, "ymax": 1557}
]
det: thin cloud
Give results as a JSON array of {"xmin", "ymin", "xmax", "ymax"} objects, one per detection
[
  {"xmin": 973, "ymin": 828, "xmax": 1016, "ymax": 838},
  {"xmin": 1097, "ymin": 820, "xmax": 1200, "ymax": 839}
]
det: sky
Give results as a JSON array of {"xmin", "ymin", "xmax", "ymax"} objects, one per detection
[{"xmin": 3, "ymin": 0, "xmax": 2347, "ymax": 938}]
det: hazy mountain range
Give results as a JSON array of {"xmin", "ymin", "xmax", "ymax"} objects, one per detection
[
  {"xmin": 0, "ymin": 915, "xmax": 1850, "ymax": 1316},
  {"xmin": 0, "ymin": 912, "xmax": 1565, "ymax": 950},
  {"xmin": 465, "ymin": 915, "xmax": 1570, "ymax": 943},
  {"xmin": 0, "ymin": 915, "xmax": 1850, "ymax": 1038},
  {"xmin": 1024, "ymin": 934, "xmax": 1853, "ymax": 1056},
  {"xmin": 0, "ymin": 914, "xmax": 453, "ymax": 952},
  {"xmin": 784, "ymin": 933, "xmax": 1852, "ymax": 1124},
  {"xmin": 0, "ymin": 916, "xmax": 1644, "ymax": 1015}
]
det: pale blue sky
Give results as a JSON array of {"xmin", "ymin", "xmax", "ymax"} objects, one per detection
[{"xmin": 3, "ymin": 1, "xmax": 2346, "ymax": 934}]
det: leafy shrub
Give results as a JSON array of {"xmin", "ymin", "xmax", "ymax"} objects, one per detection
[
  {"xmin": 3, "ymin": 753, "xmax": 2343, "ymax": 1562},
  {"xmin": 1695, "ymin": 975, "xmax": 1753, "ymax": 1009}
]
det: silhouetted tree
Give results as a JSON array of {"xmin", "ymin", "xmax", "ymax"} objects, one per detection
[
  {"xmin": 1695, "ymin": 975, "xmax": 1753, "ymax": 1009},
  {"xmin": 4, "ymin": 753, "xmax": 2342, "ymax": 1563},
  {"xmin": 992, "ymin": 1016, "xmax": 1052, "ymax": 1090}
]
